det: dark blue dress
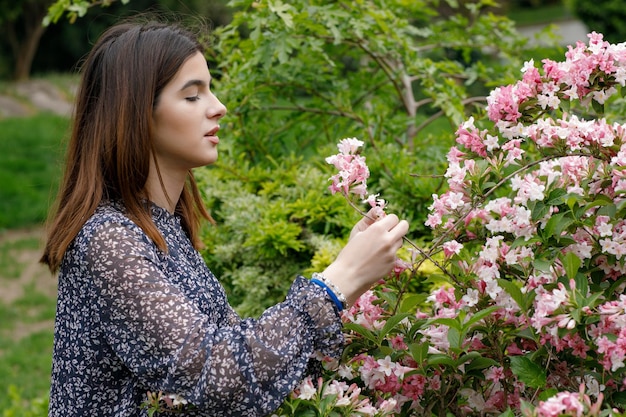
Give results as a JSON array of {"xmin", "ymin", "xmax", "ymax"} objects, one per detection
[{"xmin": 48, "ymin": 201, "xmax": 344, "ymax": 416}]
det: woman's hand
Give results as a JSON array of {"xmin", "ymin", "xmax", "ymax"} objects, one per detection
[
  {"xmin": 321, "ymin": 209, "xmax": 409, "ymax": 306},
  {"xmin": 348, "ymin": 207, "xmax": 380, "ymax": 240}
]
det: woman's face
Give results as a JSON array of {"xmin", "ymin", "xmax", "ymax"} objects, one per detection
[{"xmin": 151, "ymin": 51, "xmax": 227, "ymax": 174}]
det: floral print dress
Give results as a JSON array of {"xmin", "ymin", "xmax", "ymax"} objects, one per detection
[{"xmin": 48, "ymin": 201, "xmax": 344, "ymax": 416}]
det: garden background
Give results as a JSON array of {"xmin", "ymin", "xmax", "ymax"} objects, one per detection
[{"xmin": 0, "ymin": 0, "xmax": 617, "ymax": 415}]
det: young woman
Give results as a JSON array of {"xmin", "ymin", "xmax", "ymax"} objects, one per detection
[{"xmin": 41, "ymin": 18, "xmax": 409, "ymax": 416}]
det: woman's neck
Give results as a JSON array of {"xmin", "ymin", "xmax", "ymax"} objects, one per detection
[{"xmin": 144, "ymin": 167, "xmax": 186, "ymax": 214}]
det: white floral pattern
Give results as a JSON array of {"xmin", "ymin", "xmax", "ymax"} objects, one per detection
[{"xmin": 48, "ymin": 200, "xmax": 344, "ymax": 416}]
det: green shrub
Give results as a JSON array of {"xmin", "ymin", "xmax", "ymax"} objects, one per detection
[
  {"xmin": 193, "ymin": 0, "xmax": 566, "ymax": 314},
  {"xmin": 570, "ymin": 0, "xmax": 626, "ymax": 44},
  {"xmin": 198, "ymin": 152, "xmax": 358, "ymax": 317}
]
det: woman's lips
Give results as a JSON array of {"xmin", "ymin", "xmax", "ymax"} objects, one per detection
[
  {"xmin": 205, "ymin": 127, "xmax": 220, "ymax": 144},
  {"xmin": 205, "ymin": 134, "xmax": 219, "ymax": 144}
]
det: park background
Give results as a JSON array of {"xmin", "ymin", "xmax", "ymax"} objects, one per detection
[{"xmin": 0, "ymin": 0, "xmax": 621, "ymax": 415}]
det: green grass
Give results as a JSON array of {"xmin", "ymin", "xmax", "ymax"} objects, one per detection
[
  {"xmin": 0, "ymin": 113, "xmax": 69, "ymax": 230},
  {"xmin": 0, "ymin": 236, "xmax": 41, "ymax": 280},
  {"xmin": 0, "ymin": 279, "xmax": 56, "ymax": 413},
  {"xmin": 0, "ymin": 110, "xmax": 66, "ymax": 413},
  {"xmin": 0, "ymin": 330, "xmax": 54, "ymax": 413}
]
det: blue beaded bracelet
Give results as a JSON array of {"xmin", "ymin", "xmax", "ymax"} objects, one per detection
[{"xmin": 310, "ymin": 278, "xmax": 345, "ymax": 312}]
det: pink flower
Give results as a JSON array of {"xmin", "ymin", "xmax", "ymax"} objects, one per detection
[
  {"xmin": 485, "ymin": 366, "xmax": 505, "ymax": 383},
  {"xmin": 296, "ymin": 377, "xmax": 317, "ymax": 400},
  {"xmin": 337, "ymin": 137, "xmax": 364, "ymax": 154},
  {"xmin": 487, "ymin": 85, "xmax": 523, "ymax": 124},
  {"xmin": 536, "ymin": 392, "xmax": 584, "ymax": 417},
  {"xmin": 364, "ymin": 193, "xmax": 387, "ymax": 217},
  {"xmin": 442, "ymin": 240, "xmax": 463, "ymax": 258},
  {"xmin": 344, "ymin": 290, "xmax": 385, "ymax": 330},
  {"xmin": 389, "ymin": 334, "xmax": 408, "ymax": 350},
  {"xmin": 456, "ymin": 117, "xmax": 489, "ymax": 156},
  {"xmin": 326, "ymin": 138, "xmax": 370, "ymax": 197}
]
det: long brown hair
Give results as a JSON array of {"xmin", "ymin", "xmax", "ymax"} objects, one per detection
[{"xmin": 41, "ymin": 19, "xmax": 213, "ymax": 273}]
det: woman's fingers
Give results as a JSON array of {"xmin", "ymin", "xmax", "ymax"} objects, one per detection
[
  {"xmin": 350, "ymin": 208, "xmax": 383, "ymax": 239},
  {"xmin": 391, "ymin": 219, "xmax": 409, "ymax": 240},
  {"xmin": 323, "ymin": 214, "xmax": 410, "ymax": 305}
]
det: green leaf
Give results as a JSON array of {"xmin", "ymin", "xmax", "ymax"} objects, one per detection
[
  {"xmin": 514, "ymin": 327, "xmax": 537, "ymax": 342},
  {"xmin": 583, "ymin": 195, "xmax": 614, "ymax": 213},
  {"xmin": 592, "ymin": 99, "xmax": 605, "ymax": 114},
  {"xmin": 519, "ymin": 400, "xmax": 535, "ymax": 416},
  {"xmin": 543, "ymin": 212, "xmax": 574, "ymax": 239},
  {"xmin": 545, "ymin": 188, "xmax": 568, "ymax": 205},
  {"xmin": 378, "ymin": 313, "xmax": 412, "ymax": 343},
  {"xmin": 343, "ymin": 322, "xmax": 379, "ymax": 345},
  {"xmin": 400, "ymin": 293, "xmax": 427, "ymax": 313},
  {"xmin": 497, "ymin": 409, "xmax": 516, "ymax": 417},
  {"xmin": 596, "ymin": 202, "xmax": 617, "ymax": 218},
  {"xmin": 560, "ymin": 251, "xmax": 581, "ymax": 281},
  {"xmin": 607, "ymin": 276, "xmax": 626, "ymax": 298},
  {"xmin": 269, "ymin": 0, "xmax": 294, "ymax": 28},
  {"xmin": 428, "ymin": 317, "xmax": 462, "ymax": 330},
  {"xmin": 531, "ymin": 201, "xmax": 550, "ymax": 221},
  {"xmin": 464, "ymin": 305, "xmax": 500, "ymax": 328},
  {"xmin": 538, "ymin": 388, "xmax": 559, "ymax": 401},
  {"xmin": 447, "ymin": 327, "xmax": 461, "ymax": 350},
  {"xmin": 377, "ymin": 290, "xmax": 398, "ymax": 309},
  {"xmin": 319, "ymin": 393, "xmax": 337, "ymax": 413},
  {"xmin": 455, "ymin": 351, "xmax": 481, "ymax": 367},
  {"xmin": 498, "ymin": 279, "xmax": 527, "ymax": 310},
  {"xmin": 509, "ymin": 355, "xmax": 546, "ymax": 389},
  {"xmin": 611, "ymin": 391, "xmax": 626, "ymax": 406},
  {"xmin": 574, "ymin": 271, "xmax": 589, "ymax": 300},
  {"xmin": 409, "ymin": 342, "xmax": 429, "ymax": 365},
  {"xmin": 533, "ymin": 258, "xmax": 552, "ymax": 273},
  {"xmin": 509, "ymin": 236, "xmax": 541, "ymax": 249},
  {"xmin": 428, "ymin": 354, "xmax": 456, "ymax": 368},
  {"xmin": 465, "ymin": 356, "xmax": 500, "ymax": 372}
]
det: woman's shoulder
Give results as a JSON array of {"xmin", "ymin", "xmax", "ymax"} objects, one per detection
[
  {"xmin": 84, "ymin": 199, "xmax": 134, "ymax": 227},
  {"xmin": 77, "ymin": 200, "xmax": 148, "ymax": 244}
]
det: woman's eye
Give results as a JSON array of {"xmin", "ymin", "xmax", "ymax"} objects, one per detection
[{"xmin": 185, "ymin": 95, "xmax": 200, "ymax": 102}]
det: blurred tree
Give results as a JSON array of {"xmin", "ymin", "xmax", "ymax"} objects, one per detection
[
  {"xmin": 0, "ymin": 0, "xmax": 232, "ymax": 79},
  {"xmin": 510, "ymin": 0, "xmax": 562, "ymax": 6},
  {"xmin": 33, "ymin": 0, "xmax": 232, "ymax": 75},
  {"xmin": 45, "ymin": 0, "xmax": 231, "ymax": 26},
  {"xmin": 567, "ymin": 0, "xmax": 626, "ymax": 44},
  {"xmin": 0, "ymin": 0, "xmax": 53, "ymax": 80}
]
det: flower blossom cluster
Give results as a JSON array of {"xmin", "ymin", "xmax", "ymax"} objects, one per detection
[
  {"xmin": 424, "ymin": 31, "xmax": 626, "ymax": 414},
  {"xmin": 278, "ymin": 375, "xmax": 397, "ymax": 416},
  {"xmin": 338, "ymin": 291, "xmax": 440, "ymax": 413},
  {"xmin": 326, "ymin": 137, "xmax": 387, "ymax": 216},
  {"xmin": 326, "ymin": 138, "xmax": 370, "ymax": 197},
  {"xmin": 285, "ymin": 32, "xmax": 626, "ymax": 417},
  {"xmin": 523, "ymin": 384, "xmax": 605, "ymax": 417}
]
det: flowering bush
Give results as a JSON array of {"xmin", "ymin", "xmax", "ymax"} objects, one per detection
[
  {"xmin": 141, "ymin": 391, "xmax": 190, "ymax": 416},
  {"xmin": 276, "ymin": 33, "xmax": 626, "ymax": 416}
]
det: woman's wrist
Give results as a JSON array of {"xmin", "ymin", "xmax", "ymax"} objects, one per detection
[
  {"xmin": 318, "ymin": 263, "xmax": 369, "ymax": 308},
  {"xmin": 310, "ymin": 272, "xmax": 347, "ymax": 311}
]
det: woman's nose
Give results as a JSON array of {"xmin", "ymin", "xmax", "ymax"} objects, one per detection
[{"xmin": 207, "ymin": 93, "xmax": 227, "ymax": 119}]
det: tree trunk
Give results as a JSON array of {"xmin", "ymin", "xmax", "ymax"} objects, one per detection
[{"xmin": 4, "ymin": 1, "xmax": 50, "ymax": 81}]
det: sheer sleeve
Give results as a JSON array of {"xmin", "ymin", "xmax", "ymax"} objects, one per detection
[{"xmin": 86, "ymin": 221, "xmax": 344, "ymax": 415}]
